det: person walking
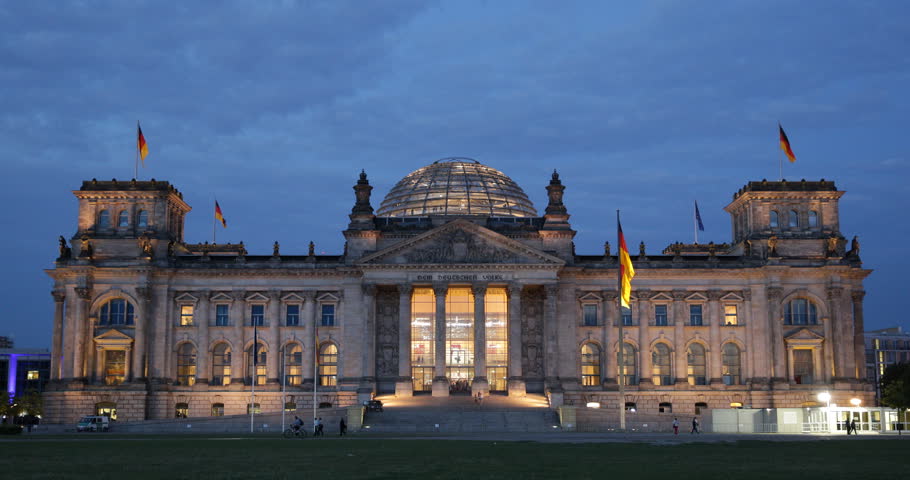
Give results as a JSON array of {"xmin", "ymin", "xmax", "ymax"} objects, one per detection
[
  {"xmin": 691, "ymin": 417, "xmax": 699, "ymax": 434},
  {"xmin": 340, "ymin": 417, "xmax": 347, "ymax": 436},
  {"xmin": 850, "ymin": 418, "xmax": 858, "ymax": 435},
  {"xmin": 672, "ymin": 417, "xmax": 679, "ymax": 435}
]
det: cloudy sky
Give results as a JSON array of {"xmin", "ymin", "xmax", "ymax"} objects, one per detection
[{"xmin": 2, "ymin": 1, "xmax": 907, "ymax": 348}]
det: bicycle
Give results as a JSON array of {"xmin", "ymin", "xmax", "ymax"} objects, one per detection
[{"xmin": 283, "ymin": 425, "xmax": 307, "ymax": 439}]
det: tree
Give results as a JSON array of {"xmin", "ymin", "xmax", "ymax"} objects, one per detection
[{"xmin": 881, "ymin": 362, "xmax": 910, "ymax": 428}]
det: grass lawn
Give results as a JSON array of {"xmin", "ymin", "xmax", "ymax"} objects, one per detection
[{"xmin": 0, "ymin": 436, "xmax": 904, "ymax": 479}]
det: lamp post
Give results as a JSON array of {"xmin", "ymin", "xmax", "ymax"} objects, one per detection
[
  {"xmin": 850, "ymin": 398, "xmax": 862, "ymax": 433},
  {"xmin": 817, "ymin": 392, "xmax": 831, "ymax": 432}
]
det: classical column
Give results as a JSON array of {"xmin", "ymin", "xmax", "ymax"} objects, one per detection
[
  {"xmin": 851, "ymin": 290, "xmax": 867, "ymax": 380},
  {"xmin": 51, "ymin": 290, "xmax": 65, "ymax": 380},
  {"xmin": 361, "ymin": 284, "xmax": 377, "ymax": 385},
  {"xmin": 637, "ymin": 291, "xmax": 652, "ymax": 386},
  {"xmin": 230, "ymin": 290, "xmax": 246, "ymax": 385},
  {"xmin": 132, "ymin": 286, "xmax": 152, "ymax": 381},
  {"xmin": 395, "ymin": 284, "xmax": 413, "ymax": 397},
  {"xmin": 72, "ymin": 287, "xmax": 92, "ymax": 381},
  {"xmin": 267, "ymin": 290, "xmax": 281, "ymax": 384},
  {"xmin": 507, "ymin": 284, "xmax": 525, "ymax": 396},
  {"xmin": 602, "ymin": 290, "xmax": 618, "ymax": 385},
  {"xmin": 195, "ymin": 291, "xmax": 211, "ymax": 384},
  {"xmin": 672, "ymin": 291, "xmax": 687, "ymax": 384},
  {"xmin": 302, "ymin": 291, "xmax": 317, "ymax": 385},
  {"xmin": 823, "ymin": 287, "xmax": 839, "ymax": 383},
  {"xmin": 742, "ymin": 289, "xmax": 753, "ymax": 382},
  {"xmin": 432, "ymin": 284, "xmax": 449, "ymax": 396},
  {"xmin": 62, "ymin": 288, "xmax": 77, "ymax": 380},
  {"xmin": 543, "ymin": 285, "xmax": 559, "ymax": 387},
  {"xmin": 707, "ymin": 290, "xmax": 723, "ymax": 384},
  {"xmin": 472, "ymin": 285, "xmax": 489, "ymax": 395},
  {"xmin": 148, "ymin": 285, "xmax": 168, "ymax": 381},
  {"xmin": 766, "ymin": 287, "xmax": 785, "ymax": 383}
]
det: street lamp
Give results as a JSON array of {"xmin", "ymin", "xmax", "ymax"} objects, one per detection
[
  {"xmin": 818, "ymin": 392, "xmax": 832, "ymax": 432},
  {"xmin": 850, "ymin": 398, "xmax": 861, "ymax": 407}
]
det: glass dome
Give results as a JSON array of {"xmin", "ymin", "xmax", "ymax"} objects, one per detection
[{"xmin": 376, "ymin": 157, "xmax": 538, "ymax": 218}]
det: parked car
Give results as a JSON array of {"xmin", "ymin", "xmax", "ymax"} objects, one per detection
[{"xmin": 76, "ymin": 415, "xmax": 110, "ymax": 432}]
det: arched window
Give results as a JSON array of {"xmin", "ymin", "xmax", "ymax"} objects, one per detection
[
  {"xmin": 789, "ymin": 210, "xmax": 799, "ymax": 228},
  {"xmin": 319, "ymin": 343, "xmax": 338, "ymax": 386},
  {"xmin": 211, "ymin": 403, "xmax": 224, "ymax": 416},
  {"xmin": 137, "ymin": 210, "xmax": 148, "ymax": 228},
  {"xmin": 176, "ymin": 343, "xmax": 197, "ymax": 386},
  {"xmin": 98, "ymin": 210, "xmax": 111, "ymax": 229},
  {"xmin": 580, "ymin": 343, "xmax": 601, "ymax": 386},
  {"xmin": 722, "ymin": 343, "xmax": 741, "ymax": 385},
  {"xmin": 652, "ymin": 343, "xmax": 672, "ymax": 386},
  {"xmin": 784, "ymin": 298, "xmax": 818, "ymax": 325},
  {"xmin": 769, "ymin": 210, "xmax": 779, "ymax": 228},
  {"xmin": 175, "ymin": 402, "xmax": 189, "ymax": 418},
  {"xmin": 247, "ymin": 343, "xmax": 267, "ymax": 386},
  {"xmin": 617, "ymin": 342, "xmax": 638, "ymax": 386},
  {"xmin": 95, "ymin": 402, "xmax": 117, "ymax": 420},
  {"xmin": 808, "ymin": 210, "xmax": 818, "ymax": 228},
  {"xmin": 283, "ymin": 343, "xmax": 303, "ymax": 386},
  {"xmin": 687, "ymin": 344, "xmax": 707, "ymax": 385},
  {"xmin": 212, "ymin": 343, "xmax": 231, "ymax": 386},
  {"xmin": 99, "ymin": 299, "xmax": 134, "ymax": 325},
  {"xmin": 118, "ymin": 210, "xmax": 129, "ymax": 227}
]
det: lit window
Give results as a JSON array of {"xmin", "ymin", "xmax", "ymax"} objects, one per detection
[
  {"xmin": 789, "ymin": 210, "xmax": 799, "ymax": 228},
  {"xmin": 411, "ymin": 287, "xmax": 435, "ymax": 393},
  {"xmin": 250, "ymin": 305, "xmax": 265, "ymax": 326},
  {"xmin": 103, "ymin": 350, "xmax": 126, "ymax": 385},
  {"xmin": 283, "ymin": 343, "xmax": 303, "ymax": 386},
  {"xmin": 654, "ymin": 305, "xmax": 668, "ymax": 326},
  {"xmin": 212, "ymin": 344, "xmax": 231, "ymax": 386},
  {"xmin": 689, "ymin": 304, "xmax": 703, "ymax": 326},
  {"xmin": 180, "ymin": 305, "xmax": 194, "ymax": 326},
  {"xmin": 808, "ymin": 210, "xmax": 818, "ymax": 227},
  {"xmin": 118, "ymin": 210, "xmax": 129, "ymax": 227},
  {"xmin": 785, "ymin": 299, "xmax": 818, "ymax": 325},
  {"xmin": 176, "ymin": 343, "xmax": 197, "ymax": 386},
  {"xmin": 284, "ymin": 402, "xmax": 297, "ymax": 412},
  {"xmin": 724, "ymin": 305, "xmax": 738, "ymax": 325},
  {"xmin": 583, "ymin": 304, "xmax": 597, "ymax": 326},
  {"xmin": 581, "ymin": 343, "xmax": 601, "ymax": 386},
  {"xmin": 770, "ymin": 210, "xmax": 779, "ymax": 228},
  {"xmin": 247, "ymin": 403, "xmax": 261, "ymax": 414},
  {"xmin": 319, "ymin": 343, "xmax": 338, "ymax": 386},
  {"xmin": 321, "ymin": 304, "xmax": 335, "ymax": 326},
  {"xmin": 722, "ymin": 343, "xmax": 741, "ymax": 385},
  {"xmin": 651, "ymin": 343, "xmax": 672, "ymax": 385},
  {"xmin": 26, "ymin": 370, "xmax": 39, "ymax": 380},
  {"xmin": 793, "ymin": 349, "xmax": 814, "ymax": 384},
  {"xmin": 625, "ymin": 402, "xmax": 637, "ymax": 412},
  {"xmin": 175, "ymin": 403, "xmax": 189, "ymax": 418},
  {"xmin": 617, "ymin": 342, "xmax": 637, "ymax": 385},
  {"xmin": 137, "ymin": 210, "xmax": 148, "ymax": 228},
  {"xmin": 247, "ymin": 343, "xmax": 267, "ymax": 385},
  {"xmin": 286, "ymin": 304, "xmax": 300, "ymax": 326},
  {"xmin": 95, "ymin": 402, "xmax": 117, "ymax": 420},
  {"xmin": 98, "ymin": 210, "xmax": 111, "ymax": 228},
  {"xmin": 100, "ymin": 299, "xmax": 134, "ymax": 325},
  {"xmin": 215, "ymin": 304, "xmax": 229, "ymax": 326},
  {"xmin": 687, "ymin": 344, "xmax": 707, "ymax": 385},
  {"xmin": 211, "ymin": 403, "xmax": 224, "ymax": 417}
]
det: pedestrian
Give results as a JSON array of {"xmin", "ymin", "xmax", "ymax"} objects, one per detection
[
  {"xmin": 691, "ymin": 417, "xmax": 699, "ymax": 434},
  {"xmin": 672, "ymin": 417, "xmax": 679, "ymax": 435},
  {"xmin": 850, "ymin": 418, "xmax": 857, "ymax": 435},
  {"xmin": 340, "ymin": 417, "xmax": 347, "ymax": 436},
  {"xmin": 845, "ymin": 419, "xmax": 851, "ymax": 435},
  {"xmin": 318, "ymin": 417, "xmax": 324, "ymax": 436},
  {"xmin": 314, "ymin": 417, "xmax": 322, "ymax": 436}
]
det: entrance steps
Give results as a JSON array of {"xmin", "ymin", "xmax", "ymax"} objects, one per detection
[{"xmin": 363, "ymin": 394, "xmax": 559, "ymax": 433}]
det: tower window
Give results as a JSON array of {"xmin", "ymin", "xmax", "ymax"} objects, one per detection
[
  {"xmin": 789, "ymin": 210, "xmax": 799, "ymax": 228},
  {"xmin": 98, "ymin": 210, "xmax": 111, "ymax": 228},
  {"xmin": 137, "ymin": 210, "xmax": 149, "ymax": 228},
  {"xmin": 118, "ymin": 210, "xmax": 129, "ymax": 227},
  {"xmin": 808, "ymin": 210, "xmax": 818, "ymax": 227},
  {"xmin": 769, "ymin": 211, "xmax": 779, "ymax": 228}
]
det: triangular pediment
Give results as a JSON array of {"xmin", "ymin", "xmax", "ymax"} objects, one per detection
[
  {"xmin": 721, "ymin": 292, "xmax": 744, "ymax": 302},
  {"xmin": 210, "ymin": 292, "xmax": 234, "ymax": 302},
  {"xmin": 578, "ymin": 292, "xmax": 602, "ymax": 302},
  {"xmin": 245, "ymin": 292, "xmax": 269, "ymax": 302},
  {"xmin": 174, "ymin": 292, "xmax": 199, "ymax": 303},
  {"xmin": 651, "ymin": 292, "xmax": 673, "ymax": 302},
  {"xmin": 281, "ymin": 292, "xmax": 305, "ymax": 303},
  {"xmin": 358, "ymin": 219, "xmax": 565, "ymax": 266},
  {"xmin": 94, "ymin": 328, "xmax": 134, "ymax": 347},
  {"xmin": 686, "ymin": 292, "xmax": 708, "ymax": 302},
  {"xmin": 784, "ymin": 327, "xmax": 825, "ymax": 341}
]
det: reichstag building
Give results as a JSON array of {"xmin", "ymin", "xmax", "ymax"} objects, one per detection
[{"xmin": 44, "ymin": 158, "xmax": 872, "ymax": 422}]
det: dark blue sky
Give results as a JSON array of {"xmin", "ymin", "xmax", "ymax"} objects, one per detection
[{"xmin": 2, "ymin": 1, "xmax": 907, "ymax": 348}]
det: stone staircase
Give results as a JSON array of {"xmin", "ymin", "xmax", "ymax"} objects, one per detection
[{"xmin": 362, "ymin": 394, "xmax": 560, "ymax": 433}]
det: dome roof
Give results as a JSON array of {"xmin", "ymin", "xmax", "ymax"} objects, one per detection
[{"xmin": 376, "ymin": 157, "xmax": 538, "ymax": 218}]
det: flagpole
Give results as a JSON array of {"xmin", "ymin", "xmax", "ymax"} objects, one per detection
[
  {"xmin": 313, "ymin": 326, "xmax": 318, "ymax": 433},
  {"xmin": 778, "ymin": 123, "xmax": 784, "ymax": 181},
  {"xmin": 250, "ymin": 323, "xmax": 257, "ymax": 434},
  {"xmin": 693, "ymin": 201, "xmax": 698, "ymax": 245},
  {"xmin": 281, "ymin": 344, "xmax": 286, "ymax": 431},
  {"xmin": 617, "ymin": 210, "xmax": 626, "ymax": 432},
  {"xmin": 135, "ymin": 121, "xmax": 139, "ymax": 180},
  {"xmin": 213, "ymin": 198, "xmax": 217, "ymax": 244}
]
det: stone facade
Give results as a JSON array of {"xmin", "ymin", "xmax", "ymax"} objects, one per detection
[{"xmin": 45, "ymin": 161, "xmax": 873, "ymax": 423}]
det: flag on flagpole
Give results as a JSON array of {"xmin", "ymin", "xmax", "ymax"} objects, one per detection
[
  {"xmin": 695, "ymin": 201, "xmax": 705, "ymax": 231},
  {"xmin": 779, "ymin": 123, "xmax": 796, "ymax": 163},
  {"xmin": 137, "ymin": 123, "xmax": 149, "ymax": 164},
  {"xmin": 215, "ymin": 201, "xmax": 227, "ymax": 228},
  {"xmin": 618, "ymin": 216, "xmax": 635, "ymax": 309}
]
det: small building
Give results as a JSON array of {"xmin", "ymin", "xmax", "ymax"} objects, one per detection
[
  {"xmin": 865, "ymin": 326, "xmax": 910, "ymax": 402},
  {"xmin": 0, "ymin": 348, "xmax": 51, "ymax": 397}
]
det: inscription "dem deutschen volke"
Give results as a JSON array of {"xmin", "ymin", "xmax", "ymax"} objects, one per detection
[{"xmin": 412, "ymin": 273, "xmax": 510, "ymax": 282}]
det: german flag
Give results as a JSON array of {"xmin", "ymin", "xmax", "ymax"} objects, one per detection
[
  {"xmin": 137, "ymin": 123, "xmax": 149, "ymax": 163},
  {"xmin": 779, "ymin": 123, "xmax": 796, "ymax": 163},
  {"xmin": 215, "ymin": 201, "xmax": 227, "ymax": 228},
  {"xmin": 618, "ymin": 214, "xmax": 635, "ymax": 308}
]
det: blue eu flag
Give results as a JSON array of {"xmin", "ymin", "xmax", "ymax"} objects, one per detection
[{"xmin": 695, "ymin": 201, "xmax": 705, "ymax": 231}]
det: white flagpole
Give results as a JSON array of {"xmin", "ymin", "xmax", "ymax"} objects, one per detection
[
  {"xmin": 313, "ymin": 326, "xmax": 318, "ymax": 434},
  {"xmin": 617, "ymin": 210, "xmax": 626, "ymax": 432},
  {"xmin": 213, "ymin": 198, "xmax": 217, "ymax": 244},
  {"xmin": 134, "ymin": 121, "xmax": 139, "ymax": 180},
  {"xmin": 281, "ymin": 344, "xmax": 286, "ymax": 431},
  {"xmin": 250, "ymin": 324, "xmax": 257, "ymax": 433},
  {"xmin": 694, "ymin": 201, "xmax": 698, "ymax": 245}
]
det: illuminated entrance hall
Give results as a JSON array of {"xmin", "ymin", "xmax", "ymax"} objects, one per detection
[{"xmin": 445, "ymin": 288, "xmax": 474, "ymax": 392}]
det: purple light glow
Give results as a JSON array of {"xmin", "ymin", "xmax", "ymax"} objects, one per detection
[{"xmin": 7, "ymin": 354, "xmax": 20, "ymax": 398}]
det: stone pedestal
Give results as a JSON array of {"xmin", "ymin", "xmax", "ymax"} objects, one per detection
[
  {"xmin": 507, "ymin": 378, "xmax": 526, "ymax": 397},
  {"xmin": 546, "ymin": 388, "xmax": 564, "ymax": 407},
  {"xmin": 395, "ymin": 378, "xmax": 413, "ymax": 397},
  {"xmin": 431, "ymin": 377, "xmax": 449, "ymax": 397}
]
